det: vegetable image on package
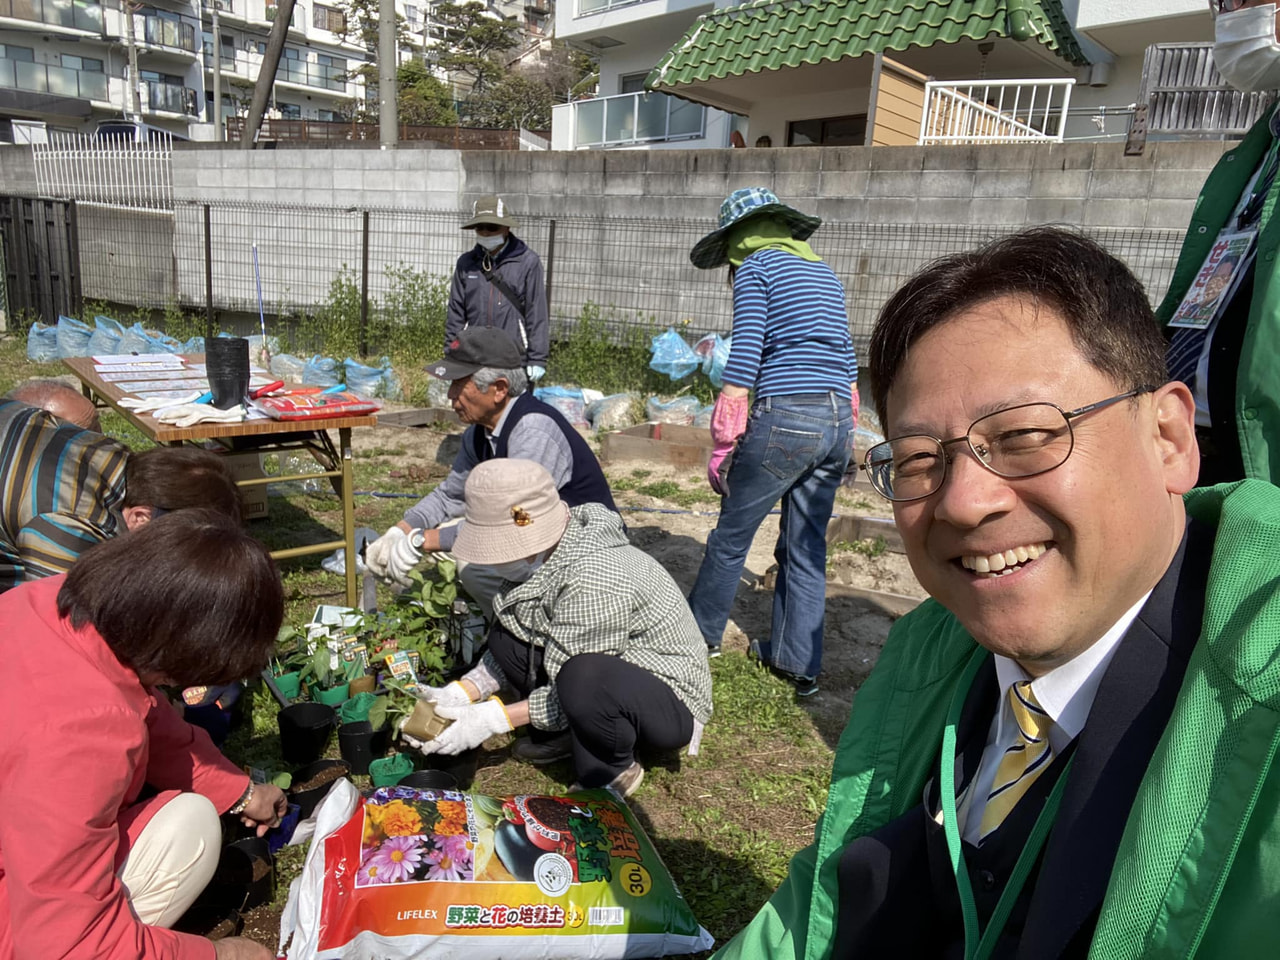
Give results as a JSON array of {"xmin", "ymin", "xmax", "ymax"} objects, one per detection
[{"xmin": 279, "ymin": 780, "xmax": 713, "ymax": 959}]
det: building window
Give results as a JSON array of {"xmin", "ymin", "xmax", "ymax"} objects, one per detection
[
  {"xmin": 279, "ymin": 102, "xmax": 301, "ymax": 119},
  {"xmin": 313, "ymin": 3, "xmax": 345, "ymax": 32},
  {"xmin": 61, "ymin": 54, "xmax": 103, "ymax": 72},
  {"xmin": 255, "ymin": 41, "xmax": 267, "ymax": 54},
  {"xmin": 318, "ymin": 109, "xmax": 337, "ymax": 121},
  {"xmin": 786, "ymin": 114, "xmax": 866, "ymax": 146},
  {"xmin": 0, "ymin": 44, "xmax": 35, "ymax": 61},
  {"xmin": 619, "ymin": 72, "xmax": 646, "ymax": 95}
]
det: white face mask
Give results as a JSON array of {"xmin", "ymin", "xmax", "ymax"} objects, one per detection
[
  {"xmin": 1214, "ymin": 4, "xmax": 1280, "ymax": 93},
  {"xmin": 489, "ymin": 555, "xmax": 543, "ymax": 583},
  {"xmin": 476, "ymin": 233, "xmax": 505, "ymax": 252}
]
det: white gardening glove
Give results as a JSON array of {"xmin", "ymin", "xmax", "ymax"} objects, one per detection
[
  {"xmin": 527, "ymin": 364, "xmax": 546, "ymax": 382},
  {"xmin": 364, "ymin": 525, "xmax": 422, "ymax": 585},
  {"xmin": 415, "ymin": 699, "xmax": 512, "ymax": 756},
  {"xmin": 412, "ymin": 681, "xmax": 473, "ymax": 707},
  {"xmin": 119, "ymin": 392, "xmax": 203, "ymax": 414},
  {"xmin": 154, "ymin": 403, "xmax": 245, "ymax": 428}
]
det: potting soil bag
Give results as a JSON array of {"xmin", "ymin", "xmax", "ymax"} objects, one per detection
[
  {"xmin": 87, "ymin": 315, "xmax": 125, "ymax": 356},
  {"xmin": 55, "ymin": 315, "xmax": 92, "ymax": 358},
  {"xmin": 280, "ymin": 779, "xmax": 713, "ymax": 959},
  {"xmin": 648, "ymin": 327, "xmax": 700, "ymax": 381},
  {"xmin": 26, "ymin": 322, "xmax": 59, "ymax": 362}
]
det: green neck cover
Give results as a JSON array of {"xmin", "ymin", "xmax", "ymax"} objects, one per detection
[{"xmin": 726, "ymin": 216, "xmax": 820, "ymax": 267}]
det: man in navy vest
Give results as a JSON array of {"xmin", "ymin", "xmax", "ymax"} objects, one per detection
[{"xmin": 365, "ymin": 327, "xmax": 617, "ymax": 619}]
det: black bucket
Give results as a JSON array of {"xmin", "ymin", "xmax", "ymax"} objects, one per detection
[
  {"xmin": 205, "ymin": 336, "xmax": 250, "ymax": 410},
  {"xmin": 216, "ymin": 837, "xmax": 274, "ymax": 911},
  {"xmin": 338, "ymin": 720, "xmax": 391, "ymax": 776},
  {"xmin": 289, "ymin": 758, "xmax": 352, "ymax": 820},
  {"xmin": 397, "ymin": 769, "xmax": 460, "ymax": 791},
  {"xmin": 277, "ymin": 702, "xmax": 336, "ymax": 765}
]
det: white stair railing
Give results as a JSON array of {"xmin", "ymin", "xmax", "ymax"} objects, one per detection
[{"xmin": 920, "ymin": 79, "xmax": 1075, "ymax": 145}]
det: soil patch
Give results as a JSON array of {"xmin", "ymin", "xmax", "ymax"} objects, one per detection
[{"xmin": 291, "ymin": 766, "xmax": 348, "ymax": 793}]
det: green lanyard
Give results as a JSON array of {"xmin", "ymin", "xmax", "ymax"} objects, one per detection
[{"xmin": 939, "ymin": 648, "xmax": 1076, "ymax": 960}]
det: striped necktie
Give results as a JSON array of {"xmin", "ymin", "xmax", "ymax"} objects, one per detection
[{"xmin": 979, "ymin": 681, "xmax": 1054, "ymax": 839}]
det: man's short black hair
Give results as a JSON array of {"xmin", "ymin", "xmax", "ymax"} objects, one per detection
[{"xmin": 866, "ymin": 227, "xmax": 1168, "ymax": 424}]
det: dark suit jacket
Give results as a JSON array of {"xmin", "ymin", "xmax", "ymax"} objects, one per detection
[{"xmin": 832, "ymin": 520, "xmax": 1213, "ymax": 959}]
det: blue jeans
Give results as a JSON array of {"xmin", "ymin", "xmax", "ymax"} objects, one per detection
[{"xmin": 689, "ymin": 392, "xmax": 853, "ymax": 679}]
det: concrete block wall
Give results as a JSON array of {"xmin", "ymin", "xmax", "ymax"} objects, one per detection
[{"xmin": 123, "ymin": 140, "xmax": 1237, "ymax": 342}]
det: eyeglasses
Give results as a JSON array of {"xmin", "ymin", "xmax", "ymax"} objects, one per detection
[
  {"xmin": 1213, "ymin": 0, "xmax": 1256, "ymax": 14},
  {"xmin": 861, "ymin": 388, "xmax": 1154, "ymax": 502}
]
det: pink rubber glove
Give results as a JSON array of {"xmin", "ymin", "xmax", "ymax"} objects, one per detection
[
  {"xmin": 850, "ymin": 385, "xmax": 860, "ymax": 426},
  {"xmin": 708, "ymin": 392, "xmax": 750, "ymax": 494}
]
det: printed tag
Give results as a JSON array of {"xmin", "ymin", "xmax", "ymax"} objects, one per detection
[{"xmin": 1168, "ymin": 230, "xmax": 1255, "ymax": 330}]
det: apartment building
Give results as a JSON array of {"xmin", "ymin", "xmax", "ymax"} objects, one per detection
[
  {"xmin": 552, "ymin": 0, "xmax": 1232, "ymax": 151},
  {"xmin": 0, "ymin": 0, "xmax": 550, "ymax": 140}
]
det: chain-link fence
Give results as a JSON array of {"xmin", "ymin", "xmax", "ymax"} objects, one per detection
[{"xmin": 71, "ymin": 199, "xmax": 1187, "ymax": 356}]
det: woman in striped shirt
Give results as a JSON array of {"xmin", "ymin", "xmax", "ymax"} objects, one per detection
[{"xmin": 687, "ymin": 187, "xmax": 858, "ymax": 697}]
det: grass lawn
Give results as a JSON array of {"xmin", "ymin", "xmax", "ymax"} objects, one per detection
[{"xmin": 0, "ymin": 334, "xmax": 846, "ymax": 956}]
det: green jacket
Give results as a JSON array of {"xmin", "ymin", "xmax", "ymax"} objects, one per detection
[
  {"xmin": 715, "ymin": 480, "xmax": 1280, "ymax": 959},
  {"xmin": 1156, "ymin": 112, "xmax": 1280, "ymax": 482}
]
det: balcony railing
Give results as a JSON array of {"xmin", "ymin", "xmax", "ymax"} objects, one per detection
[
  {"xmin": 143, "ymin": 78, "xmax": 197, "ymax": 115},
  {"xmin": 0, "ymin": 56, "xmax": 108, "ymax": 100},
  {"xmin": 919, "ymin": 79, "xmax": 1075, "ymax": 145},
  {"xmin": 138, "ymin": 14, "xmax": 198, "ymax": 52},
  {"xmin": 0, "ymin": 0, "xmax": 102, "ymax": 32},
  {"xmin": 278, "ymin": 58, "xmax": 347, "ymax": 93},
  {"xmin": 570, "ymin": 90, "xmax": 704, "ymax": 147}
]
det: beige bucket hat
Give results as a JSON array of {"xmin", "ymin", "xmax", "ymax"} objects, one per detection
[{"xmin": 452, "ymin": 459, "xmax": 569, "ymax": 565}]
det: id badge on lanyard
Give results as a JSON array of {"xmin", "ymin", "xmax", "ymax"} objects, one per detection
[{"xmin": 1167, "ymin": 229, "xmax": 1258, "ymax": 330}]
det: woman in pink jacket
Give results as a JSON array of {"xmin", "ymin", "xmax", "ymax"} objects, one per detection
[{"xmin": 0, "ymin": 509, "xmax": 287, "ymax": 960}]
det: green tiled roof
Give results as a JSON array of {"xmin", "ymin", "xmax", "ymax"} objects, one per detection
[{"xmin": 646, "ymin": 0, "xmax": 1090, "ymax": 96}]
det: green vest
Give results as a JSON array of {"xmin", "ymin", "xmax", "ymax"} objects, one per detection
[
  {"xmin": 715, "ymin": 480, "xmax": 1280, "ymax": 959},
  {"xmin": 1156, "ymin": 113, "xmax": 1280, "ymax": 483}
]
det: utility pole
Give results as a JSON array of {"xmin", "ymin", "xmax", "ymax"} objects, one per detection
[
  {"xmin": 241, "ymin": 0, "xmax": 297, "ymax": 147},
  {"xmin": 210, "ymin": 0, "xmax": 223, "ymax": 141},
  {"xmin": 378, "ymin": 0, "xmax": 397, "ymax": 146},
  {"xmin": 123, "ymin": 0, "xmax": 141, "ymax": 117}
]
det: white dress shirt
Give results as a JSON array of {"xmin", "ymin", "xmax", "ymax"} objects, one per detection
[{"xmin": 959, "ymin": 590, "xmax": 1153, "ymax": 845}]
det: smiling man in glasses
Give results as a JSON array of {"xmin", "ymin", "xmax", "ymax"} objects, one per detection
[
  {"xmin": 1158, "ymin": 0, "xmax": 1280, "ymax": 483},
  {"xmin": 712, "ymin": 227, "xmax": 1280, "ymax": 960}
]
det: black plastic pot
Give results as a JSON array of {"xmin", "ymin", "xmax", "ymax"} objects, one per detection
[
  {"xmin": 205, "ymin": 336, "xmax": 250, "ymax": 409},
  {"xmin": 289, "ymin": 759, "xmax": 351, "ymax": 820},
  {"xmin": 420, "ymin": 748, "xmax": 478, "ymax": 790},
  {"xmin": 277, "ymin": 702, "xmax": 336, "ymax": 765},
  {"xmin": 216, "ymin": 837, "xmax": 274, "ymax": 911},
  {"xmin": 338, "ymin": 720, "xmax": 391, "ymax": 776},
  {"xmin": 397, "ymin": 769, "xmax": 460, "ymax": 791}
]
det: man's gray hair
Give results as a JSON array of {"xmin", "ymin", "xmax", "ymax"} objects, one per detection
[
  {"xmin": 5, "ymin": 377, "xmax": 79, "ymax": 405},
  {"xmin": 472, "ymin": 366, "xmax": 528, "ymax": 397}
]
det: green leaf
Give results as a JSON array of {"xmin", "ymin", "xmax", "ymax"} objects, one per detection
[{"xmin": 270, "ymin": 771, "xmax": 293, "ymax": 789}]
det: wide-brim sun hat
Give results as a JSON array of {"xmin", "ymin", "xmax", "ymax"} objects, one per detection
[
  {"xmin": 452, "ymin": 459, "xmax": 569, "ymax": 565},
  {"xmin": 461, "ymin": 194, "xmax": 518, "ymax": 230},
  {"xmin": 689, "ymin": 186, "xmax": 822, "ymax": 269}
]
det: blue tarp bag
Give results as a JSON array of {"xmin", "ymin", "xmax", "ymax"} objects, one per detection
[
  {"xmin": 55, "ymin": 315, "xmax": 92, "ymax": 358},
  {"xmin": 649, "ymin": 328, "xmax": 700, "ymax": 380},
  {"xmin": 87, "ymin": 316, "xmax": 125, "ymax": 357},
  {"xmin": 344, "ymin": 356, "xmax": 401, "ymax": 399},
  {"xmin": 301, "ymin": 354, "xmax": 342, "ymax": 387},
  {"xmin": 27, "ymin": 322, "xmax": 59, "ymax": 362}
]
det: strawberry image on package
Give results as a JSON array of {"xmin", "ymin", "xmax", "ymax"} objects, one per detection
[{"xmin": 279, "ymin": 779, "xmax": 713, "ymax": 958}]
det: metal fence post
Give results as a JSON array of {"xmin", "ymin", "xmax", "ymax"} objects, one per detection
[
  {"xmin": 544, "ymin": 217, "xmax": 556, "ymax": 314},
  {"xmin": 204, "ymin": 204, "xmax": 214, "ymax": 339},
  {"xmin": 360, "ymin": 210, "xmax": 370, "ymax": 357},
  {"xmin": 66, "ymin": 200, "xmax": 83, "ymax": 318}
]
